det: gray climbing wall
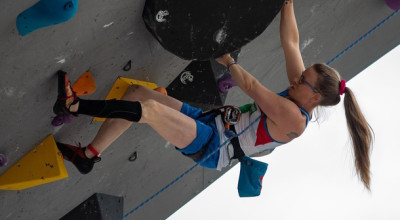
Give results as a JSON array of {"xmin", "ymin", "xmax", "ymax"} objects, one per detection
[{"xmin": 0, "ymin": 0, "xmax": 399, "ymax": 219}]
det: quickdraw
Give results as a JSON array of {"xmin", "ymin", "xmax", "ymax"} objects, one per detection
[{"xmin": 215, "ymin": 105, "xmax": 241, "ymax": 138}]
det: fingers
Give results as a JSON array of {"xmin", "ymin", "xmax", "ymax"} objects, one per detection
[{"xmin": 216, "ymin": 53, "xmax": 233, "ymax": 67}]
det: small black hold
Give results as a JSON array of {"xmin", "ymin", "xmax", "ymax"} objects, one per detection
[
  {"xmin": 128, "ymin": 151, "xmax": 137, "ymax": 162},
  {"xmin": 64, "ymin": 1, "xmax": 73, "ymax": 10},
  {"xmin": 123, "ymin": 60, "xmax": 132, "ymax": 71}
]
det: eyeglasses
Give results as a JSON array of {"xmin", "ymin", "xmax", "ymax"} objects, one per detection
[{"xmin": 299, "ymin": 73, "xmax": 319, "ymax": 93}]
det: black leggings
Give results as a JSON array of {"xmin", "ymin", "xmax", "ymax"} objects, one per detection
[{"xmin": 76, "ymin": 99, "xmax": 142, "ymax": 122}]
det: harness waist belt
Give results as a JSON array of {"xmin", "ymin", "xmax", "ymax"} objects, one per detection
[{"xmin": 180, "ymin": 106, "xmax": 244, "ymax": 161}]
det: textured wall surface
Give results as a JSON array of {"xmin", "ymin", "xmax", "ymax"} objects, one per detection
[{"xmin": 0, "ymin": 0, "xmax": 399, "ymax": 219}]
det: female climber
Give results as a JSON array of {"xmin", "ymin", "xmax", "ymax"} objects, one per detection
[{"xmin": 53, "ymin": 0, "xmax": 373, "ymax": 190}]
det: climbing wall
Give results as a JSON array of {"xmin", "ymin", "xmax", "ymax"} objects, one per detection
[{"xmin": 0, "ymin": 0, "xmax": 399, "ymax": 219}]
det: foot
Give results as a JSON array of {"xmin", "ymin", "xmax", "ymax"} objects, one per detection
[
  {"xmin": 53, "ymin": 70, "xmax": 79, "ymax": 116},
  {"xmin": 56, "ymin": 142, "xmax": 100, "ymax": 174}
]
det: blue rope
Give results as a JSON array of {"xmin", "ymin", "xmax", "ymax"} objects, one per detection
[
  {"xmin": 326, "ymin": 9, "xmax": 399, "ymax": 65},
  {"xmin": 121, "ymin": 9, "xmax": 399, "ymax": 220}
]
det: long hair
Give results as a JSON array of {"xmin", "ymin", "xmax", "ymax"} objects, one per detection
[{"xmin": 313, "ymin": 63, "xmax": 374, "ymax": 190}]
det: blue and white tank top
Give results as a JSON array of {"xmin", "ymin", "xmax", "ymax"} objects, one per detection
[{"xmin": 215, "ymin": 90, "xmax": 310, "ymax": 170}]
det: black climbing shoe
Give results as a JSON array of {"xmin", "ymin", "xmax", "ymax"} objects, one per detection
[
  {"xmin": 53, "ymin": 70, "xmax": 79, "ymax": 116},
  {"xmin": 56, "ymin": 142, "xmax": 100, "ymax": 174}
]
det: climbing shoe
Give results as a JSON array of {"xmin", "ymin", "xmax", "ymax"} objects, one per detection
[
  {"xmin": 53, "ymin": 70, "xmax": 79, "ymax": 116},
  {"xmin": 56, "ymin": 142, "xmax": 100, "ymax": 174}
]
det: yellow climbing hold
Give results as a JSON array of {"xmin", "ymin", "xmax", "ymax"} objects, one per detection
[
  {"xmin": 0, "ymin": 135, "xmax": 68, "ymax": 190},
  {"xmin": 93, "ymin": 77, "xmax": 158, "ymax": 121}
]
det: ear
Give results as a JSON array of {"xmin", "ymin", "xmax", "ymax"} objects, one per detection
[{"xmin": 312, "ymin": 93, "xmax": 322, "ymax": 105}]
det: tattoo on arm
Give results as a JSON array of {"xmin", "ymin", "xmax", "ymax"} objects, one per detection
[
  {"xmin": 285, "ymin": 0, "xmax": 293, "ymax": 4},
  {"xmin": 286, "ymin": 132, "xmax": 299, "ymax": 139}
]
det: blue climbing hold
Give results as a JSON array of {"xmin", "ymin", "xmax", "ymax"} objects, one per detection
[{"xmin": 16, "ymin": 0, "xmax": 78, "ymax": 36}]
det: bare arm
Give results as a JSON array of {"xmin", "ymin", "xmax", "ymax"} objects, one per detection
[
  {"xmin": 216, "ymin": 55, "xmax": 303, "ymax": 131},
  {"xmin": 280, "ymin": 0, "xmax": 305, "ymax": 84},
  {"xmin": 214, "ymin": 2, "xmax": 307, "ymax": 136}
]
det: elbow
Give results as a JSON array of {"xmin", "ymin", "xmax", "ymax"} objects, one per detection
[
  {"xmin": 280, "ymin": 30, "xmax": 300, "ymax": 48},
  {"xmin": 281, "ymin": 36, "xmax": 299, "ymax": 49},
  {"xmin": 243, "ymin": 78, "xmax": 259, "ymax": 94}
]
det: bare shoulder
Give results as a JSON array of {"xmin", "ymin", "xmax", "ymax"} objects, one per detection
[{"xmin": 266, "ymin": 99, "xmax": 308, "ymax": 143}]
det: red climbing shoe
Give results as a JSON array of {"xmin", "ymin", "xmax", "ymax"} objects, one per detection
[
  {"xmin": 53, "ymin": 70, "xmax": 79, "ymax": 116},
  {"xmin": 56, "ymin": 142, "xmax": 100, "ymax": 174}
]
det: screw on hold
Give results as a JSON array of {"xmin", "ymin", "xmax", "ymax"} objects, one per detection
[
  {"xmin": 156, "ymin": 10, "xmax": 169, "ymax": 22},
  {"xmin": 180, "ymin": 71, "xmax": 194, "ymax": 85},
  {"xmin": 64, "ymin": 1, "xmax": 73, "ymax": 10},
  {"xmin": 129, "ymin": 151, "xmax": 137, "ymax": 162},
  {"xmin": 123, "ymin": 60, "xmax": 132, "ymax": 71}
]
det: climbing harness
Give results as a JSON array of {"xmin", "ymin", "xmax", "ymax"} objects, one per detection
[
  {"xmin": 214, "ymin": 105, "xmax": 242, "ymax": 138},
  {"xmin": 212, "ymin": 106, "xmax": 245, "ymax": 164},
  {"xmin": 226, "ymin": 124, "xmax": 245, "ymax": 165},
  {"xmin": 180, "ymin": 105, "xmax": 242, "ymax": 161}
]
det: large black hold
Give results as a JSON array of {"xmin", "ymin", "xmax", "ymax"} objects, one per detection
[
  {"xmin": 166, "ymin": 61, "xmax": 224, "ymax": 111},
  {"xmin": 60, "ymin": 193, "xmax": 123, "ymax": 220},
  {"xmin": 166, "ymin": 51, "xmax": 240, "ymax": 110},
  {"xmin": 143, "ymin": 0, "xmax": 284, "ymax": 60}
]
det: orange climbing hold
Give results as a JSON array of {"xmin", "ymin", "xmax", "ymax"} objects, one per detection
[
  {"xmin": 154, "ymin": 87, "xmax": 168, "ymax": 95},
  {"xmin": 72, "ymin": 71, "xmax": 96, "ymax": 96}
]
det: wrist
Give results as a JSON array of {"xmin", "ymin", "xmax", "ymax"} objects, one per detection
[
  {"xmin": 227, "ymin": 61, "xmax": 237, "ymax": 71},
  {"xmin": 225, "ymin": 58, "xmax": 235, "ymax": 66},
  {"xmin": 284, "ymin": 0, "xmax": 293, "ymax": 5}
]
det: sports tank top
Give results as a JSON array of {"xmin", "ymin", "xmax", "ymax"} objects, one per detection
[{"xmin": 215, "ymin": 90, "xmax": 311, "ymax": 170}]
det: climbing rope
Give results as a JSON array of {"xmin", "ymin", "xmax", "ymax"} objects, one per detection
[
  {"xmin": 121, "ymin": 9, "xmax": 399, "ymax": 220},
  {"xmin": 326, "ymin": 9, "xmax": 399, "ymax": 65}
]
